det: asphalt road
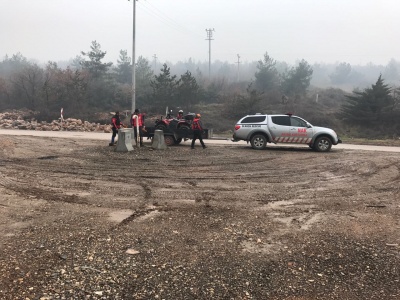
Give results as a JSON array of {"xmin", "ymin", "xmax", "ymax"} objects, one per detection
[{"xmin": 1, "ymin": 129, "xmax": 400, "ymax": 152}]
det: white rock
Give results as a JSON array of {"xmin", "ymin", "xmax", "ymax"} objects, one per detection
[{"xmin": 126, "ymin": 248, "xmax": 140, "ymax": 255}]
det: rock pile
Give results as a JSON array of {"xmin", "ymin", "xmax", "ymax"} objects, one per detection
[{"xmin": 0, "ymin": 110, "xmax": 112, "ymax": 133}]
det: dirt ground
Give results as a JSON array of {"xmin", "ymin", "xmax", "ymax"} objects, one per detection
[{"xmin": 0, "ymin": 136, "xmax": 400, "ymax": 300}]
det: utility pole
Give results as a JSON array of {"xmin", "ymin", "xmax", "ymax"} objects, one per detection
[
  {"xmin": 129, "ymin": 0, "xmax": 137, "ymax": 113},
  {"xmin": 153, "ymin": 54, "xmax": 158, "ymax": 73},
  {"xmin": 205, "ymin": 28, "xmax": 215, "ymax": 78},
  {"xmin": 236, "ymin": 54, "xmax": 241, "ymax": 82}
]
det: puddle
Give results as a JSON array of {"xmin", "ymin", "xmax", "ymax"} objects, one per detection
[
  {"xmin": 65, "ymin": 192, "xmax": 91, "ymax": 197},
  {"xmin": 109, "ymin": 209, "xmax": 134, "ymax": 223},
  {"xmin": 10, "ymin": 221, "xmax": 29, "ymax": 229},
  {"xmin": 273, "ymin": 216, "xmax": 294, "ymax": 226},
  {"xmin": 273, "ymin": 213, "xmax": 324, "ymax": 231},
  {"xmin": 242, "ymin": 240, "xmax": 283, "ymax": 255},
  {"xmin": 267, "ymin": 200, "xmax": 294, "ymax": 209},
  {"xmin": 135, "ymin": 210, "xmax": 161, "ymax": 221},
  {"xmin": 320, "ymin": 172, "xmax": 348, "ymax": 181},
  {"xmin": 37, "ymin": 155, "xmax": 58, "ymax": 160},
  {"xmin": 173, "ymin": 199, "xmax": 196, "ymax": 204}
]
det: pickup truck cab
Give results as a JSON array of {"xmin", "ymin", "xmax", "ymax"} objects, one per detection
[{"xmin": 232, "ymin": 113, "xmax": 342, "ymax": 152}]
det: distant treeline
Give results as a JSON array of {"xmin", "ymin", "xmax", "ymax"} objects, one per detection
[{"xmin": 0, "ymin": 40, "xmax": 399, "ymax": 137}]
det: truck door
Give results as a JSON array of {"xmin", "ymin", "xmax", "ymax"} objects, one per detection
[
  {"xmin": 289, "ymin": 116, "xmax": 314, "ymax": 144},
  {"xmin": 269, "ymin": 116, "xmax": 291, "ymax": 142}
]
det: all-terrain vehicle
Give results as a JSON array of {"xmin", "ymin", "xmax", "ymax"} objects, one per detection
[
  {"xmin": 142, "ymin": 110, "xmax": 211, "ymax": 146},
  {"xmin": 154, "ymin": 110, "xmax": 195, "ymax": 132},
  {"xmin": 154, "ymin": 111, "xmax": 195, "ymax": 144}
]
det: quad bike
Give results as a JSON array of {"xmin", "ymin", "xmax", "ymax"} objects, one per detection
[{"xmin": 154, "ymin": 110, "xmax": 195, "ymax": 144}]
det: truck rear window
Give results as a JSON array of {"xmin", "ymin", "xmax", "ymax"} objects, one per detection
[
  {"xmin": 271, "ymin": 116, "xmax": 290, "ymax": 126},
  {"xmin": 241, "ymin": 116, "xmax": 266, "ymax": 123}
]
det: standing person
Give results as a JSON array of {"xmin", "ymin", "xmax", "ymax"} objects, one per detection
[
  {"xmin": 177, "ymin": 110, "xmax": 184, "ymax": 120},
  {"xmin": 109, "ymin": 111, "xmax": 123, "ymax": 146},
  {"xmin": 131, "ymin": 108, "xmax": 145, "ymax": 146},
  {"xmin": 191, "ymin": 113, "xmax": 206, "ymax": 149}
]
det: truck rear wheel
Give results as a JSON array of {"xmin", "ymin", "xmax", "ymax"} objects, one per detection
[
  {"xmin": 164, "ymin": 135, "xmax": 175, "ymax": 146},
  {"xmin": 176, "ymin": 125, "xmax": 190, "ymax": 144},
  {"xmin": 250, "ymin": 134, "xmax": 267, "ymax": 150},
  {"xmin": 313, "ymin": 136, "xmax": 332, "ymax": 152}
]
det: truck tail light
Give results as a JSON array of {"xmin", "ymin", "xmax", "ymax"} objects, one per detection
[{"xmin": 234, "ymin": 125, "xmax": 241, "ymax": 130}]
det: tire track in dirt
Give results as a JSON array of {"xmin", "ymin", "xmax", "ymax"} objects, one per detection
[
  {"xmin": 113, "ymin": 206, "xmax": 168, "ymax": 228},
  {"xmin": 109, "ymin": 181, "xmax": 165, "ymax": 228},
  {"xmin": 0, "ymin": 173, "xmax": 15, "ymax": 188},
  {"xmin": 0, "ymin": 166, "xmax": 91, "ymax": 205}
]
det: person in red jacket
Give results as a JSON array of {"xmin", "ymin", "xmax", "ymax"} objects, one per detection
[
  {"xmin": 191, "ymin": 113, "xmax": 206, "ymax": 149},
  {"xmin": 131, "ymin": 108, "xmax": 145, "ymax": 146},
  {"xmin": 109, "ymin": 111, "xmax": 123, "ymax": 146},
  {"xmin": 177, "ymin": 110, "xmax": 184, "ymax": 120}
]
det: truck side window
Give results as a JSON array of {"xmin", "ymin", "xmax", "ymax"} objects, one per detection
[
  {"xmin": 241, "ymin": 116, "xmax": 266, "ymax": 123},
  {"xmin": 290, "ymin": 117, "xmax": 307, "ymax": 127},
  {"xmin": 271, "ymin": 116, "xmax": 290, "ymax": 126}
]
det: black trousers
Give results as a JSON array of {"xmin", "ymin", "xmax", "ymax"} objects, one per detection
[{"xmin": 191, "ymin": 130, "xmax": 205, "ymax": 148}]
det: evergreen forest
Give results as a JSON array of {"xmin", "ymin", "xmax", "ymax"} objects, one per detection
[{"xmin": 1, "ymin": 41, "xmax": 400, "ymax": 138}]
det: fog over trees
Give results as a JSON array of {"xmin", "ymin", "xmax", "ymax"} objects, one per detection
[{"xmin": 1, "ymin": 40, "xmax": 400, "ymax": 137}]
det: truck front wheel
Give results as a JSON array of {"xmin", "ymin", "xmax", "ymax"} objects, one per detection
[
  {"xmin": 178, "ymin": 125, "xmax": 190, "ymax": 130},
  {"xmin": 313, "ymin": 136, "xmax": 332, "ymax": 152},
  {"xmin": 250, "ymin": 134, "xmax": 267, "ymax": 150}
]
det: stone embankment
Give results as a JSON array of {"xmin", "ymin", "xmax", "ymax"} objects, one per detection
[{"xmin": 0, "ymin": 110, "xmax": 112, "ymax": 133}]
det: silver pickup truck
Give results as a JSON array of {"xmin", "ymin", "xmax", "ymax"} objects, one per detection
[{"xmin": 232, "ymin": 113, "xmax": 342, "ymax": 152}]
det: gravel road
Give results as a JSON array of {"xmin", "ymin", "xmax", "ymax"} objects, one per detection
[
  {"xmin": 0, "ymin": 134, "xmax": 399, "ymax": 299},
  {"xmin": 1, "ymin": 128, "xmax": 400, "ymax": 152}
]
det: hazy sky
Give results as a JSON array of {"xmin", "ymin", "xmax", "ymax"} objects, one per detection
[{"xmin": 1, "ymin": 0, "xmax": 399, "ymax": 66}]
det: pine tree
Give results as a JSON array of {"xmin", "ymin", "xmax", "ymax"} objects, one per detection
[
  {"xmin": 254, "ymin": 52, "xmax": 279, "ymax": 91},
  {"xmin": 115, "ymin": 50, "xmax": 131, "ymax": 84},
  {"xmin": 177, "ymin": 71, "xmax": 199, "ymax": 111},
  {"xmin": 281, "ymin": 59, "xmax": 313, "ymax": 96},
  {"xmin": 341, "ymin": 75, "xmax": 394, "ymax": 125},
  {"xmin": 150, "ymin": 64, "xmax": 179, "ymax": 109},
  {"xmin": 81, "ymin": 41, "xmax": 112, "ymax": 79},
  {"xmin": 135, "ymin": 56, "xmax": 153, "ymax": 107}
]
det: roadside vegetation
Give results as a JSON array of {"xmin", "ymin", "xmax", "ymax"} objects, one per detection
[{"xmin": 1, "ymin": 41, "xmax": 400, "ymax": 139}]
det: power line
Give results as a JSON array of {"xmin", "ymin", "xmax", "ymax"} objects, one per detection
[
  {"xmin": 142, "ymin": 0, "xmax": 198, "ymax": 34},
  {"xmin": 138, "ymin": 1, "xmax": 203, "ymax": 39}
]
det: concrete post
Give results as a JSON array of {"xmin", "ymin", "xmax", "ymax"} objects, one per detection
[
  {"xmin": 152, "ymin": 130, "xmax": 167, "ymax": 150},
  {"xmin": 115, "ymin": 128, "xmax": 134, "ymax": 152}
]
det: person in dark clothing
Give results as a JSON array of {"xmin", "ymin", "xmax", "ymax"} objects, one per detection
[
  {"xmin": 131, "ymin": 108, "xmax": 145, "ymax": 146},
  {"xmin": 109, "ymin": 111, "xmax": 123, "ymax": 146},
  {"xmin": 191, "ymin": 113, "xmax": 206, "ymax": 149}
]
